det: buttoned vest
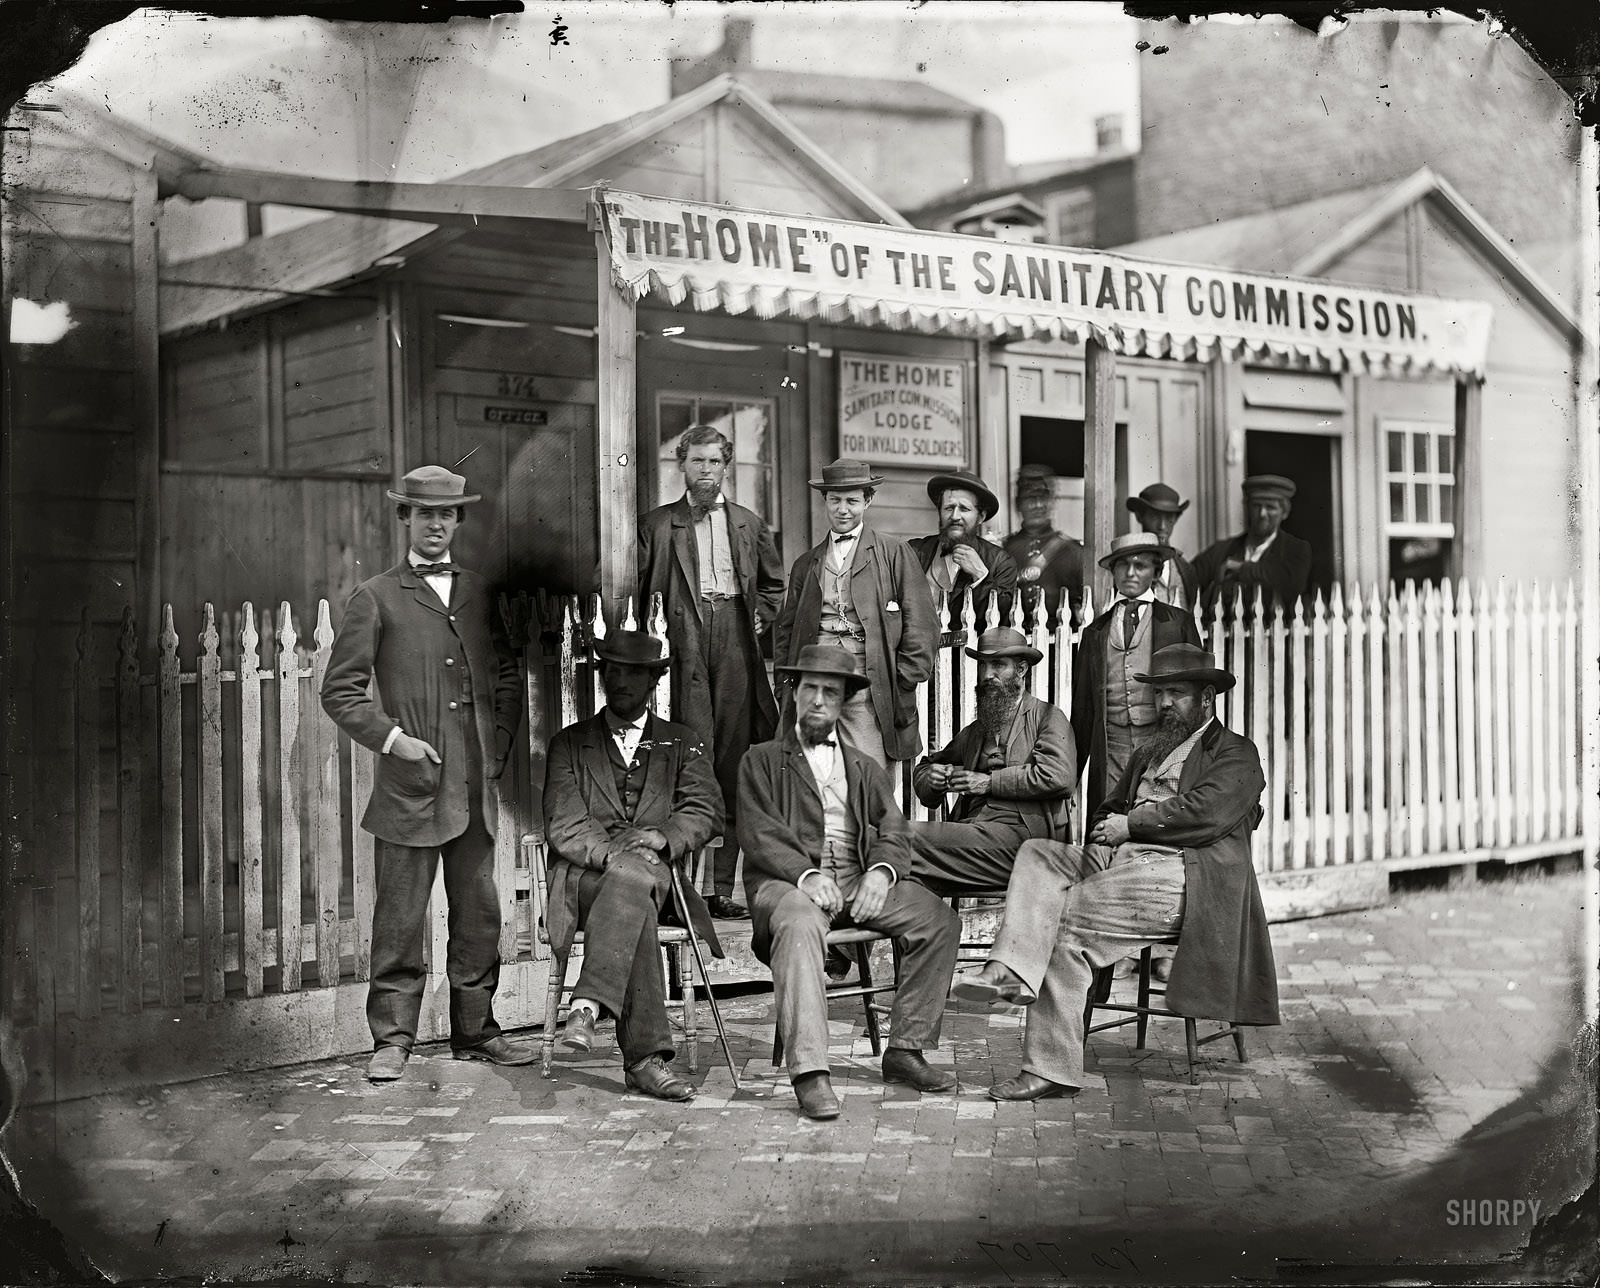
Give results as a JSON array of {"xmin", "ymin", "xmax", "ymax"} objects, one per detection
[
  {"xmin": 605, "ymin": 741, "xmax": 649, "ymax": 820},
  {"xmin": 819, "ymin": 548, "xmax": 865, "ymax": 637},
  {"xmin": 817, "ymin": 750, "xmax": 860, "ymax": 881},
  {"xmin": 1104, "ymin": 605, "xmax": 1157, "ymax": 728}
]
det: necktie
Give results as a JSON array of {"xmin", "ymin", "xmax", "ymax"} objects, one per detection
[
  {"xmin": 1122, "ymin": 599, "xmax": 1140, "ymax": 646},
  {"xmin": 413, "ymin": 563, "xmax": 458, "ymax": 577},
  {"xmin": 833, "ymin": 533, "xmax": 854, "ymax": 544}
]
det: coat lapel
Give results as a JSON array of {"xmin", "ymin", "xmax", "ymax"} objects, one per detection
[
  {"xmin": 636, "ymin": 714, "xmax": 676, "ymax": 819},
  {"xmin": 579, "ymin": 717, "xmax": 626, "ymax": 818},
  {"xmin": 669, "ymin": 498, "xmax": 701, "ymax": 621},
  {"xmin": 397, "ymin": 564, "xmax": 449, "ymax": 617}
]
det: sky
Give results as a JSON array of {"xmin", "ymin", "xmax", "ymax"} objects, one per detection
[{"xmin": 40, "ymin": 2, "xmax": 1142, "ymax": 184}]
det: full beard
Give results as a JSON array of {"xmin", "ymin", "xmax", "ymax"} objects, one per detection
[
  {"xmin": 799, "ymin": 712, "xmax": 838, "ymax": 746},
  {"xmin": 937, "ymin": 520, "xmax": 970, "ymax": 552},
  {"xmin": 687, "ymin": 479, "xmax": 720, "ymax": 514},
  {"xmin": 977, "ymin": 674, "xmax": 1024, "ymax": 739},
  {"xmin": 1143, "ymin": 706, "xmax": 1203, "ymax": 765}
]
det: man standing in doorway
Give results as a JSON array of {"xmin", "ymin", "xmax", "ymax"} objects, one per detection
[
  {"xmin": 908, "ymin": 469, "xmax": 1019, "ymax": 628},
  {"xmin": 1126, "ymin": 483, "xmax": 1199, "ymax": 611},
  {"xmin": 774, "ymin": 459, "xmax": 938, "ymax": 772},
  {"xmin": 1192, "ymin": 475, "xmax": 1312, "ymax": 615},
  {"xmin": 639, "ymin": 425, "xmax": 785, "ymax": 920},
  {"xmin": 1003, "ymin": 464, "xmax": 1084, "ymax": 628},
  {"xmin": 322, "ymin": 465, "xmax": 535, "ymax": 1082}
]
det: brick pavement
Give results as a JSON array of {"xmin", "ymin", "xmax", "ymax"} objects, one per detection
[{"xmin": 3, "ymin": 869, "xmax": 1593, "ymax": 1285}]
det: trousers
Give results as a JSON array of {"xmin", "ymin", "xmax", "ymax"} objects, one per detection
[
  {"xmin": 572, "ymin": 854, "xmax": 675, "ymax": 1066},
  {"xmin": 903, "ymin": 817, "xmax": 1031, "ymax": 895},
  {"xmin": 754, "ymin": 878, "xmax": 959, "ymax": 1081}
]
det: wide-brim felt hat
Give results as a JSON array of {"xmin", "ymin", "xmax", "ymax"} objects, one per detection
[
  {"xmin": 1097, "ymin": 530, "xmax": 1176, "ymax": 570},
  {"xmin": 1126, "ymin": 482, "xmax": 1189, "ymax": 515},
  {"xmin": 592, "ymin": 629, "xmax": 671, "ymax": 670},
  {"xmin": 1134, "ymin": 643, "xmax": 1236, "ymax": 692},
  {"xmin": 776, "ymin": 643, "xmax": 872, "ymax": 694},
  {"xmin": 965, "ymin": 626, "xmax": 1042, "ymax": 664},
  {"xmin": 386, "ymin": 464, "xmax": 482, "ymax": 507},
  {"xmin": 926, "ymin": 469, "xmax": 999, "ymax": 521},
  {"xmin": 1242, "ymin": 473, "xmax": 1296, "ymax": 502},
  {"xmin": 809, "ymin": 458, "xmax": 885, "ymax": 492}
]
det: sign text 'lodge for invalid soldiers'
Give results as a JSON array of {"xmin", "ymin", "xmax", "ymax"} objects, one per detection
[
  {"xmin": 601, "ymin": 191, "xmax": 1494, "ymax": 377},
  {"xmin": 838, "ymin": 353, "xmax": 966, "ymax": 466}
]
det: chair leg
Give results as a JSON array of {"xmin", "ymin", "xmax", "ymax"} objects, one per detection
[
  {"xmin": 679, "ymin": 942, "xmax": 698, "ymax": 1074},
  {"xmin": 1184, "ymin": 1018, "xmax": 1200, "ymax": 1085},
  {"xmin": 1231, "ymin": 1025, "xmax": 1247, "ymax": 1063},
  {"xmin": 1135, "ymin": 947, "xmax": 1153, "ymax": 1050},
  {"xmin": 543, "ymin": 949, "xmax": 568, "ymax": 1076},
  {"xmin": 857, "ymin": 943, "xmax": 883, "ymax": 1056}
]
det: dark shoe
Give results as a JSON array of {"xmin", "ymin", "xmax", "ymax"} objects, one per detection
[
  {"xmin": 793, "ymin": 1071, "xmax": 840, "ymax": 1120},
  {"xmin": 1150, "ymin": 955, "xmax": 1173, "ymax": 983},
  {"xmin": 453, "ymin": 1035, "xmax": 538, "ymax": 1066},
  {"xmin": 949, "ymin": 965, "xmax": 1036, "ymax": 1007},
  {"xmin": 988, "ymin": 1072, "xmax": 1077, "ymax": 1102},
  {"xmin": 559, "ymin": 1005, "xmax": 598, "ymax": 1053},
  {"xmin": 824, "ymin": 946, "xmax": 854, "ymax": 981},
  {"xmin": 706, "ymin": 895, "xmax": 749, "ymax": 920},
  {"xmin": 882, "ymin": 1048, "xmax": 958, "ymax": 1093},
  {"xmin": 366, "ymin": 1047, "xmax": 409, "ymax": 1082},
  {"xmin": 624, "ymin": 1054, "xmax": 695, "ymax": 1102}
]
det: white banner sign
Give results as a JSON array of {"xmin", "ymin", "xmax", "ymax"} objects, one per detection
[
  {"xmin": 601, "ymin": 190, "xmax": 1494, "ymax": 378},
  {"xmin": 837, "ymin": 351, "xmax": 966, "ymax": 466}
]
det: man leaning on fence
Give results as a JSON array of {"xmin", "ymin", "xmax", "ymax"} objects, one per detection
[{"xmin": 321, "ymin": 465, "xmax": 535, "ymax": 1082}]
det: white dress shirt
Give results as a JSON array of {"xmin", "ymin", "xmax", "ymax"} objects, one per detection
[
  {"xmin": 826, "ymin": 525, "xmax": 862, "ymax": 573},
  {"xmin": 606, "ymin": 709, "xmax": 648, "ymax": 765},
  {"xmin": 796, "ymin": 723, "xmax": 898, "ymax": 892},
  {"xmin": 1243, "ymin": 530, "xmax": 1278, "ymax": 563},
  {"xmin": 381, "ymin": 550, "xmax": 458, "ymax": 755},
  {"xmin": 1116, "ymin": 587, "xmax": 1158, "ymax": 648}
]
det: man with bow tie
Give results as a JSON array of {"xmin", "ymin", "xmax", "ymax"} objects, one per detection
[
  {"xmin": 1126, "ymin": 482, "xmax": 1200, "ymax": 611},
  {"xmin": 903, "ymin": 627, "xmax": 1077, "ymax": 893},
  {"xmin": 322, "ymin": 465, "xmax": 534, "ymax": 1082},
  {"xmin": 639, "ymin": 425, "xmax": 785, "ymax": 921},
  {"xmin": 1071, "ymin": 532, "xmax": 1202, "ymax": 813},
  {"xmin": 542, "ymin": 630, "xmax": 724, "ymax": 1101}
]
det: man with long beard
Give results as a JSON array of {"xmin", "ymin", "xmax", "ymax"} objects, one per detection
[
  {"xmin": 900, "ymin": 627, "xmax": 1076, "ymax": 896},
  {"xmin": 950, "ymin": 644, "xmax": 1279, "ymax": 1101},
  {"xmin": 908, "ymin": 469, "xmax": 1019, "ymax": 629}
]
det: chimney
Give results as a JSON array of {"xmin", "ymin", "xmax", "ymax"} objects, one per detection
[
  {"xmin": 1094, "ymin": 113, "xmax": 1124, "ymax": 153},
  {"xmin": 670, "ymin": 16, "xmax": 756, "ymax": 98},
  {"xmin": 722, "ymin": 18, "xmax": 754, "ymax": 68}
]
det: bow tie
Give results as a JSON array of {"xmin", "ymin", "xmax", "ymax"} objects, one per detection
[
  {"xmin": 833, "ymin": 532, "xmax": 857, "ymax": 544},
  {"xmin": 413, "ymin": 563, "xmax": 458, "ymax": 577}
]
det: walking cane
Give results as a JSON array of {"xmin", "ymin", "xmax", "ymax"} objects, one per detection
[{"xmin": 667, "ymin": 860, "xmax": 742, "ymax": 1091}]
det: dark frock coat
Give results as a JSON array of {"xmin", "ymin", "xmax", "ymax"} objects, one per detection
[
  {"xmin": 1069, "ymin": 599, "xmax": 1201, "ymax": 811},
  {"xmin": 773, "ymin": 527, "xmax": 939, "ymax": 762},
  {"xmin": 906, "ymin": 533, "xmax": 1020, "ymax": 626},
  {"xmin": 322, "ymin": 561, "xmax": 520, "ymax": 848},
  {"xmin": 1091, "ymin": 720, "xmax": 1279, "ymax": 1025},
  {"xmin": 1192, "ymin": 529, "xmax": 1313, "ymax": 614},
  {"xmin": 542, "ymin": 711, "xmax": 724, "ymax": 957}
]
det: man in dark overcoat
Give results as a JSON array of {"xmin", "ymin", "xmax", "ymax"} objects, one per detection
[
  {"xmin": 638, "ymin": 424, "xmax": 785, "ymax": 920},
  {"xmin": 321, "ymin": 465, "xmax": 533, "ymax": 1082},
  {"xmin": 907, "ymin": 469, "xmax": 1019, "ymax": 630},
  {"xmin": 904, "ymin": 627, "xmax": 1076, "ymax": 893},
  {"xmin": 1192, "ymin": 474, "xmax": 1313, "ymax": 615},
  {"xmin": 952, "ymin": 645, "xmax": 1279, "ymax": 1100},
  {"xmin": 1126, "ymin": 482, "xmax": 1200, "ymax": 611},
  {"xmin": 1071, "ymin": 532, "xmax": 1202, "ymax": 812},
  {"xmin": 740, "ymin": 646, "xmax": 961, "ymax": 1119},
  {"xmin": 774, "ymin": 459, "xmax": 938, "ymax": 770},
  {"xmin": 542, "ymin": 630, "xmax": 724, "ymax": 1101}
]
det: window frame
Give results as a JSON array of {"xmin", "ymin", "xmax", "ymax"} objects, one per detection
[{"xmin": 1381, "ymin": 418, "xmax": 1456, "ymax": 539}]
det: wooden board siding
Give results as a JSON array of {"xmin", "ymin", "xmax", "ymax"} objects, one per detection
[
  {"xmin": 280, "ymin": 301, "xmax": 385, "ymax": 473},
  {"xmin": 718, "ymin": 109, "xmax": 863, "ymax": 218},
  {"xmin": 163, "ymin": 322, "xmax": 268, "ymax": 465}
]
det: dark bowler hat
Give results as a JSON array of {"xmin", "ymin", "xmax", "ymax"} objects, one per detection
[
  {"xmin": 1015, "ymin": 463, "xmax": 1057, "ymax": 499},
  {"xmin": 1134, "ymin": 643, "xmax": 1236, "ymax": 693},
  {"xmin": 775, "ymin": 644, "xmax": 872, "ymax": 694},
  {"xmin": 1242, "ymin": 474, "xmax": 1296, "ymax": 502},
  {"xmin": 926, "ymin": 469, "xmax": 999, "ymax": 521},
  {"xmin": 386, "ymin": 464, "xmax": 482, "ymax": 507},
  {"xmin": 809, "ymin": 458, "xmax": 885, "ymax": 492},
  {"xmin": 1126, "ymin": 482, "xmax": 1190, "ymax": 516},
  {"xmin": 1097, "ymin": 531, "xmax": 1175, "ymax": 570},
  {"xmin": 593, "ymin": 629, "xmax": 671, "ymax": 670},
  {"xmin": 965, "ymin": 626, "xmax": 1042, "ymax": 665}
]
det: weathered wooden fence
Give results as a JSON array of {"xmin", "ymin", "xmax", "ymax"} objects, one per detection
[{"xmin": 5, "ymin": 578, "xmax": 1584, "ymax": 1099}]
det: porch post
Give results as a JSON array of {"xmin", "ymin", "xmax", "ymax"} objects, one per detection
[
  {"xmin": 1449, "ymin": 376, "xmax": 1483, "ymax": 581},
  {"xmin": 1083, "ymin": 336, "xmax": 1118, "ymax": 604},
  {"xmin": 595, "ymin": 222, "xmax": 639, "ymax": 629}
]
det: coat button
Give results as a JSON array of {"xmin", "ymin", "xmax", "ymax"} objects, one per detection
[
  {"xmin": 448, "ymin": 701, "xmax": 458, "ymax": 710},
  {"xmin": 448, "ymin": 614, "xmax": 456, "ymax": 622},
  {"xmin": 445, "ymin": 658, "xmax": 455, "ymax": 666}
]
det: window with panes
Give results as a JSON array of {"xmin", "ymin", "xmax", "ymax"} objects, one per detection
[
  {"xmin": 1383, "ymin": 419, "xmax": 1455, "ymax": 584},
  {"xmin": 656, "ymin": 393, "xmax": 778, "ymax": 537}
]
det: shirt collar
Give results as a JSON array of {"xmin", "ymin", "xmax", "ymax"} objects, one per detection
[
  {"xmin": 1121, "ymin": 588, "xmax": 1158, "ymax": 606},
  {"xmin": 409, "ymin": 550, "xmax": 453, "ymax": 568},
  {"xmin": 831, "ymin": 525, "xmax": 862, "ymax": 543},
  {"xmin": 1245, "ymin": 529, "xmax": 1279, "ymax": 558},
  {"xmin": 604, "ymin": 708, "xmax": 648, "ymax": 736}
]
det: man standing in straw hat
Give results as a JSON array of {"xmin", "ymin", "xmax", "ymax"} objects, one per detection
[
  {"xmin": 1192, "ymin": 474, "xmax": 1312, "ymax": 615},
  {"xmin": 907, "ymin": 469, "xmax": 1018, "ymax": 628},
  {"xmin": 1127, "ymin": 482, "xmax": 1199, "ymax": 611},
  {"xmin": 952, "ymin": 644, "xmax": 1278, "ymax": 1100},
  {"xmin": 775, "ymin": 459, "xmax": 938, "ymax": 770},
  {"xmin": 323, "ymin": 465, "xmax": 533, "ymax": 1081},
  {"xmin": 1003, "ymin": 464, "xmax": 1084, "ymax": 627},
  {"xmin": 638, "ymin": 424, "xmax": 785, "ymax": 920},
  {"xmin": 902, "ymin": 627, "xmax": 1076, "ymax": 894},
  {"xmin": 740, "ymin": 646, "xmax": 962, "ymax": 1118},
  {"xmin": 542, "ymin": 630, "xmax": 723, "ymax": 1101},
  {"xmin": 1072, "ymin": 532, "xmax": 1202, "ymax": 813}
]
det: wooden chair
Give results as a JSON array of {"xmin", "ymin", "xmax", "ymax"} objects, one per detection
[
  {"xmin": 1085, "ymin": 941, "xmax": 1247, "ymax": 1085},
  {"xmin": 526, "ymin": 835, "xmax": 700, "ymax": 1076},
  {"xmin": 771, "ymin": 927, "xmax": 899, "ymax": 1066}
]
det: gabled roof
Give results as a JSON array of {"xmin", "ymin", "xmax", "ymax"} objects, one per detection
[
  {"xmin": 160, "ymin": 75, "xmax": 908, "ymax": 335},
  {"xmin": 46, "ymin": 89, "xmax": 215, "ymax": 194},
  {"xmin": 1116, "ymin": 168, "xmax": 1581, "ymax": 343},
  {"xmin": 911, "ymin": 148, "xmax": 1134, "ymax": 225}
]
